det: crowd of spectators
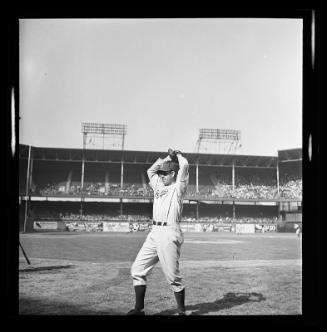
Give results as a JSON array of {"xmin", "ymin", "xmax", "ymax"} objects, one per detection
[
  {"xmin": 58, "ymin": 213, "xmax": 151, "ymax": 222},
  {"xmin": 115, "ymin": 214, "xmax": 151, "ymax": 221},
  {"xmin": 38, "ymin": 182, "xmax": 60, "ymax": 196},
  {"xmin": 31, "ymin": 211, "xmax": 60, "ymax": 220},
  {"xmin": 182, "ymin": 216, "xmax": 278, "ymax": 223},
  {"xmin": 187, "ymin": 184, "xmax": 279, "ymax": 200},
  {"xmin": 33, "ymin": 171, "xmax": 302, "ymax": 200},
  {"xmin": 60, "ymin": 213, "xmax": 112, "ymax": 222},
  {"xmin": 222, "ymin": 184, "xmax": 278, "ymax": 200},
  {"xmin": 187, "ymin": 174, "xmax": 301, "ymax": 200},
  {"xmin": 35, "ymin": 210, "xmax": 278, "ymax": 224},
  {"xmin": 279, "ymin": 174, "xmax": 302, "ymax": 199},
  {"xmin": 36, "ymin": 181, "xmax": 153, "ymax": 197},
  {"xmin": 34, "ymin": 211, "xmax": 277, "ymax": 224}
]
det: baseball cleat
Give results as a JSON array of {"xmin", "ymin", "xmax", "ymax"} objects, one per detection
[
  {"xmin": 177, "ymin": 310, "xmax": 186, "ymax": 316},
  {"xmin": 127, "ymin": 309, "xmax": 145, "ymax": 315}
]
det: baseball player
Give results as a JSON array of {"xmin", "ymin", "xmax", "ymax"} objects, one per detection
[
  {"xmin": 294, "ymin": 223, "xmax": 301, "ymax": 237},
  {"xmin": 127, "ymin": 149, "xmax": 189, "ymax": 316}
]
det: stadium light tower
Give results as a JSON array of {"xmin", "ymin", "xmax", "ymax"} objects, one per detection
[
  {"xmin": 194, "ymin": 128, "xmax": 241, "ymax": 154},
  {"xmin": 80, "ymin": 123, "xmax": 127, "ymax": 190},
  {"xmin": 81, "ymin": 123, "xmax": 127, "ymax": 150}
]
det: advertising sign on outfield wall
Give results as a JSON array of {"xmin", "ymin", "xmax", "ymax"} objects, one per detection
[
  {"xmin": 66, "ymin": 222, "xmax": 103, "ymax": 232},
  {"xmin": 194, "ymin": 223, "xmax": 203, "ymax": 232},
  {"xmin": 201, "ymin": 223, "xmax": 214, "ymax": 232},
  {"xmin": 138, "ymin": 222, "xmax": 151, "ymax": 232},
  {"xmin": 33, "ymin": 221, "xmax": 66, "ymax": 230},
  {"xmin": 235, "ymin": 223, "xmax": 255, "ymax": 234},
  {"xmin": 103, "ymin": 222, "xmax": 130, "ymax": 232},
  {"xmin": 186, "ymin": 224, "xmax": 198, "ymax": 232},
  {"xmin": 128, "ymin": 222, "xmax": 151, "ymax": 232},
  {"xmin": 179, "ymin": 223, "xmax": 232, "ymax": 233},
  {"xmin": 180, "ymin": 223, "xmax": 189, "ymax": 232},
  {"xmin": 212, "ymin": 224, "xmax": 233, "ymax": 232},
  {"xmin": 179, "ymin": 223, "xmax": 200, "ymax": 232},
  {"xmin": 254, "ymin": 224, "xmax": 277, "ymax": 232}
]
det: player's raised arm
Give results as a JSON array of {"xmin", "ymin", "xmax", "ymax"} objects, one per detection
[
  {"xmin": 176, "ymin": 153, "xmax": 189, "ymax": 194},
  {"xmin": 168, "ymin": 149, "xmax": 189, "ymax": 195},
  {"xmin": 147, "ymin": 156, "xmax": 171, "ymax": 189}
]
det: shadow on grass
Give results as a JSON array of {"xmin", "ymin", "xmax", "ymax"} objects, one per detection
[
  {"xmin": 155, "ymin": 292, "xmax": 266, "ymax": 316},
  {"xmin": 19, "ymin": 297, "xmax": 120, "ymax": 315},
  {"xmin": 19, "ymin": 265, "xmax": 73, "ymax": 273}
]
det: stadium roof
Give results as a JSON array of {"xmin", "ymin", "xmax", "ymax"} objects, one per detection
[
  {"xmin": 278, "ymin": 148, "xmax": 302, "ymax": 162},
  {"xmin": 18, "ymin": 144, "xmax": 302, "ymax": 169}
]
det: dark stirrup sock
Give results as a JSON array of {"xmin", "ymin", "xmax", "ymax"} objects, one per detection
[
  {"xmin": 174, "ymin": 288, "xmax": 185, "ymax": 312},
  {"xmin": 134, "ymin": 285, "xmax": 146, "ymax": 311}
]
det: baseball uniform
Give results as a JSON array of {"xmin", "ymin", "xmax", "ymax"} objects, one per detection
[{"xmin": 131, "ymin": 154, "xmax": 189, "ymax": 293}]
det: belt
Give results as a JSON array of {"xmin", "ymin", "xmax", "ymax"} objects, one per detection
[{"xmin": 152, "ymin": 221, "xmax": 167, "ymax": 226}]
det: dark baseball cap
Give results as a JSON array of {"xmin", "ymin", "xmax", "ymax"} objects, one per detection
[{"xmin": 157, "ymin": 161, "xmax": 179, "ymax": 173}]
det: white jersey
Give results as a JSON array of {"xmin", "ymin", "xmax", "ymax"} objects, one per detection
[{"xmin": 148, "ymin": 155, "xmax": 189, "ymax": 227}]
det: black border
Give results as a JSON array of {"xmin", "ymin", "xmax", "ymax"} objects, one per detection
[{"xmin": 4, "ymin": 8, "xmax": 320, "ymax": 327}]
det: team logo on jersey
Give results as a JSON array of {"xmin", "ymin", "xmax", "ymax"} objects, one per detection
[{"xmin": 155, "ymin": 188, "xmax": 168, "ymax": 199}]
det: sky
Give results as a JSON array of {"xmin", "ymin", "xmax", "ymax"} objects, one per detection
[{"xmin": 19, "ymin": 18, "xmax": 303, "ymax": 156}]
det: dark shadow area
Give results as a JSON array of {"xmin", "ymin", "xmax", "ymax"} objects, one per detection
[
  {"xmin": 155, "ymin": 292, "xmax": 266, "ymax": 316},
  {"xmin": 18, "ymin": 292, "xmax": 265, "ymax": 316},
  {"xmin": 19, "ymin": 265, "xmax": 73, "ymax": 273},
  {"xmin": 19, "ymin": 297, "xmax": 120, "ymax": 315}
]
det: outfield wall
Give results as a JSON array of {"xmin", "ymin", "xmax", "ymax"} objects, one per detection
[
  {"xmin": 33, "ymin": 221, "xmax": 67, "ymax": 231},
  {"xmin": 30, "ymin": 220, "xmax": 278, "ymax": 233}
]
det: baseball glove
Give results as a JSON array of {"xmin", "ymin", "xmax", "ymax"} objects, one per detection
[{"xmin": 168, "ymin": 148, "xmax": 182, "ymax": 162}]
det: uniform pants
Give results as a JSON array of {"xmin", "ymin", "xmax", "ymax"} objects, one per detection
[{"xmin": 131, "ymin": 225, "xmax": 184, "ymax": 293}]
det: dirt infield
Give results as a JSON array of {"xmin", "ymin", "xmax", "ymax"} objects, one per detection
[{"xmin": 19, "ymin": 232, "xmax": 302, "ymax": 315}]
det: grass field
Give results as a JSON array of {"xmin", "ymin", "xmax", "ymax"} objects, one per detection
[{"xmin": 19, "ymin": 231, "xmax": 302, "ymax": 316}]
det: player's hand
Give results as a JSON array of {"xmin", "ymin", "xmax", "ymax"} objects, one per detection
[{"xmin": 168, "ymin": 148, "xmax": 178, "ymax": 162}]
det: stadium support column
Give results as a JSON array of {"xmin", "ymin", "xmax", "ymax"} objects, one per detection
[
  {"xmin": 276, "ymin": 163, "xmax": 280, "ymax": 195},
  {"xmin": 29, "ymin": 154, "xmax": 34, "ymax": 191},
  {"xmin": 196, "ymin": 201, "xmax": 199, "ymax": 220},
  {"xmin": 120, "ymin": 134, "xmax": 125, "ymax": 218},
  {"xmin": 232, "ymin": 201, "xmax": 236, "ymax": 219},
  {"xmin": 121, "ymin": 162, "xmax": 124, "ymax": 189},
  {"xmin": 24, "ymin": 145, "xmax": 31, "ymax": 233},
  {"xmin": 105, "ymin": 171, "xmax": 110, "ymax": 194},
  {"xmin": 80, "ymin": 200, "xmax": 83, "ymax": 220},
  {"xmin": 81, "ymin": 160, "xmax": 85, "ymax": 190},
  {"xmin": 196, "ymin": 163, "xmax": 199, "ymax": 193},
  {"xmin": 81, "ymin": 136, "xmax": 85, "ymax": 190},
  {"xmin": 232, "ymin": 161, "xmax": 235, "ymax": 191},
  {"xmin": 121, "ymin": 131, "xmax": 125, "ymax": 190}
]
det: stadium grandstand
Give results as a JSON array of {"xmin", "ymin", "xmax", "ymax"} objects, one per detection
[{"xmin": 19, "ymin": 144, "xmax": 302, "ymax": 233}]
